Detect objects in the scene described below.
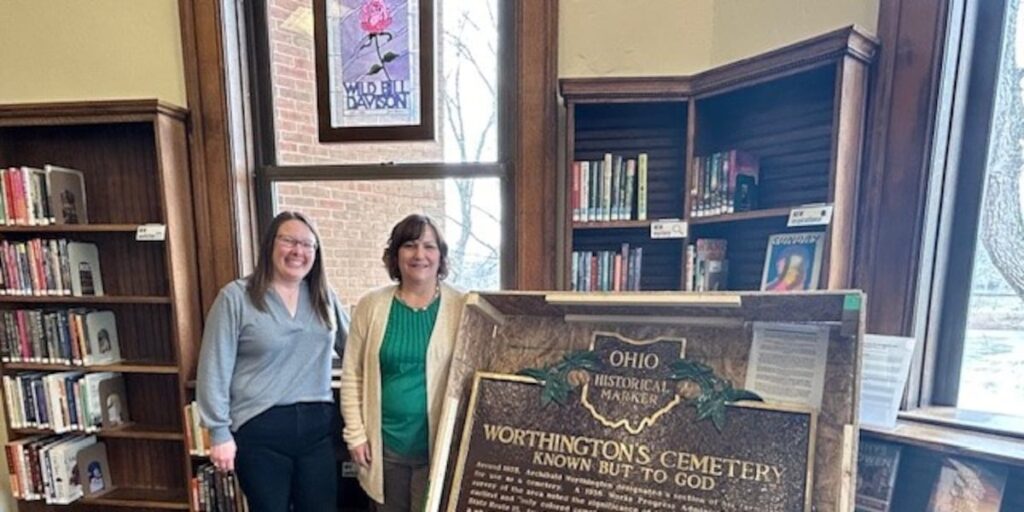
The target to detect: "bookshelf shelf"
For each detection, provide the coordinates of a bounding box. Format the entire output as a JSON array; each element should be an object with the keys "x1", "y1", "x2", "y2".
[
  {"x1": 0, "y1": 295, "x2": 172, "y2": 304},
  {"x1": 2, "y1": 361, "x2": 179, "y2": 374},
  {"x1": 0, "y1": 224, "x2": 147, "y2": 233},
  {"x1": 560, "y1": 26, "x2": 877, "y2": 292},
  {"x1": 0, "y1": 100, "x2": 201, "y2": 511},
  {"x1": 79, "y1": 487, "x2": 191, "y2": 510},
  {"x1": 12, "y1": 424, "x2": 185, "y2": 441},
  {"x1": 573, "y1": 220, "x2": 653, "y2": 230},
  {"x1": 688, "y1": 206, "x2": 792, "y2": 225}
]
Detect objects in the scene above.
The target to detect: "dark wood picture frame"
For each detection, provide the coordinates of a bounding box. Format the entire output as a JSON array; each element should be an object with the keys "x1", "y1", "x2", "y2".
[{"x1": 313, "y1": 0, "x2": 435, "y2": 142}]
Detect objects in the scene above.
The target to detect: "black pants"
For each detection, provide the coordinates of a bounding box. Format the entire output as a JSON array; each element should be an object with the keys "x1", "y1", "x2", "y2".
[{"x1": 234, "y1": 402, "x2": 338, "y2": 512}]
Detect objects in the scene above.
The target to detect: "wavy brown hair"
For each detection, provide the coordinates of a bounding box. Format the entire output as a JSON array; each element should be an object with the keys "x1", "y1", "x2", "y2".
[
  {"x1": 382, "y1": 214, "x2": 449, "y2": 283},
  {"x1": 246, "y1": 211, "x2": 332, "y2": 326}
]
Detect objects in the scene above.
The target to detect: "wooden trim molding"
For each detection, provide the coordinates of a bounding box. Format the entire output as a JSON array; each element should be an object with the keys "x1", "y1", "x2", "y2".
[
  {"x1": 178, "y1": 0, "x2": 258, "y2": 314},
  {"x1": 854, "y1": 0, "x2": 955, "y2": 337},
  {"x1": 511, "y1": 0, "x2": 560, "y2": 290}
]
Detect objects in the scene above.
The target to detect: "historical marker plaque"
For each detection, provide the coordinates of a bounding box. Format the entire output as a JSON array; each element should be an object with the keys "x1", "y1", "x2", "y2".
[{"x1": 447, "y1": 333, "x2": 815, "y2": 512}]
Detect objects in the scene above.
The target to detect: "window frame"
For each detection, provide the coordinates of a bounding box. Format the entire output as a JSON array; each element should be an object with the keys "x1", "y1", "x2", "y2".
[
  {"x1": 918, "y1": 0, "x2": 1014, "y2": 409},
  {"x1": 244, "y1": 0, "x2": 517, "y2": 289}
]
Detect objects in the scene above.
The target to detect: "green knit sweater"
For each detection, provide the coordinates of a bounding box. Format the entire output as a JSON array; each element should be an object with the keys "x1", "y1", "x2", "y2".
[{"x1": 378, "y1": 296, "x2": 440, "y2": 457}]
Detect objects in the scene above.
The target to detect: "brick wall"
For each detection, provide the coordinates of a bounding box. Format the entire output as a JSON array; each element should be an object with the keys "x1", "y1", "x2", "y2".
[{"x1": 276, "y1": 181, "x2": 447, "y2": 306}]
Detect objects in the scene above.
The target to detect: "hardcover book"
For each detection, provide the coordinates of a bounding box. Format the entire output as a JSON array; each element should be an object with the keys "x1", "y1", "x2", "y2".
[
  {"x1": 97, "y1": 375, "x2": 129, "y2": 428},
  {"x1": 82, "y1": 310, "x2": 121, "y2": 366},
  {"x1": 695, "y1": 238, "x2": 728, "y2": 291},
  {"x1": 44, "y1": 165, "x2": 88, "y2": 225},
  {"x1": 855, "y1": 439, "x2": 902, "y2": 512},
  {"x1": 760, "y1": 232, "x2": 825, "y2": 291},
  {"x1": 76, "y1": 441, "x2": 112, "y2": 498},
  {"x1": 66, "y1": 242, "x2": 103, "y2": 296},
  {"x1": 927, "y1": 456, "x2": 1007, "y2": 512}
]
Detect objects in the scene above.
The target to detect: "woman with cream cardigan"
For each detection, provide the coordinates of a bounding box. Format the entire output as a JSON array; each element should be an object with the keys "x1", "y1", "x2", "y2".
[{"x1": 340, "y1": 214, "x2": 466, "y2": 511}]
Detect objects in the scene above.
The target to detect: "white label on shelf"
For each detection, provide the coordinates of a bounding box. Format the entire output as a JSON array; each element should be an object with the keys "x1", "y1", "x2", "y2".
[
  {"x1": 787, "y1": 204, "x2": 834, "y2": 227},
  {"x1": 136, "y1": 224, "x2": 167, "y2": 241},
  {"x1": 650, "y1": 219, "x2": 688, "y2": 239}
]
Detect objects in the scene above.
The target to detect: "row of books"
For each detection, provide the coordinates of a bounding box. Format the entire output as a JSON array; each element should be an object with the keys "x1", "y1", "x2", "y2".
[
  {"x1": 2, "y1": 372, "x2": 129, "y2": 432},
  {"x1": 689, "y1": 150, "x2": 759, "y2": 217},
  {"x1": 571, "y1": 153, "x2": 649, "y2": 223},
  {"x1": 185, "y1": 401, "x2": 212, "y2": 456},
  {"x1": 0, "y1": 239, "x2": 104, "y2": 296},
  {"x1": 0, "y1": 308, "x2": 122, "y2": 365},
  {"x1": 684, "y1": 239, "x2": 728, "y2": 292},
  {"x1": 679, "y1": 233, "x2": 826, "y2": 292},
  {"x1": 5, "y1": 435, "x2": 110, "y2": 503},
  {"x1": 192, "y1": 462, "x2": 249, "y2": 512},
  {"x1": 0, "y1": 165, "x2": 89, "y2": 226},
  {"x1": 856, "y1": 439, "x2": 1009, "y2": 512},
  {"x1": 571, "y1": 245, "x2": 643, "y2": 292}
]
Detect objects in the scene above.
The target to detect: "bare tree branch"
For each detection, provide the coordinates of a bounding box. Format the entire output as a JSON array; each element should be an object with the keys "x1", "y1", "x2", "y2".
[{"x1": 981, "y1": 0, "x2": 1024, "y2": 298}]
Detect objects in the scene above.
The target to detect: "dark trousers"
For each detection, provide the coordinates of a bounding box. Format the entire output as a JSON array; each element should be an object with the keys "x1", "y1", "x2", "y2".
[
  {"x1": 234, "y1": 402, "x2": 338, "y2": 512},
  {"x1": 375, "y1": 448, "x2": 429, "y2": 512}
]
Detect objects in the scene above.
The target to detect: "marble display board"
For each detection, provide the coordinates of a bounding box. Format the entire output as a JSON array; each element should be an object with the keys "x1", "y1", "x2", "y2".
[{"x1": 425, "y1": 291, "x2": 864, "y2": 512}]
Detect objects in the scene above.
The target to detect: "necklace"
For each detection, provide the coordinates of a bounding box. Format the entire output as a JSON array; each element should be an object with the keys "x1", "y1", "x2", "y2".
[{"x1": 397, "y1": 284, "x2": 440, "y2": 311}]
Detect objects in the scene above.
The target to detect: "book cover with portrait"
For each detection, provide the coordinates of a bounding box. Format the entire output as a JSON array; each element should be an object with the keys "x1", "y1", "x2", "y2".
[
  {"x1": 927, "y1": 456, "x2": 1007, "y2": 512},
  {"x1": 75, "y1": 441, "x2": 111, "y2": 499},
  {"x1": 760, "y1": 232, "x2": 825, "y2": 291}
]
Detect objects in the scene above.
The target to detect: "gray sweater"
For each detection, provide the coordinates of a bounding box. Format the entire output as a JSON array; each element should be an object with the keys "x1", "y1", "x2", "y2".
[{"x1": 196, "y1": 278, "x2": 349, "y2": 444}]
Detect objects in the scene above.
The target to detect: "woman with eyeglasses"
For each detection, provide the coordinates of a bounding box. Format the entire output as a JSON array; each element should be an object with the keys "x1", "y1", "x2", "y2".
[
  {"x1": 340, "y1": 213, "x2": 467, "y2": 511},
  {"x1": 197, "y1": 211, "x2": 348, "y2": 512}
]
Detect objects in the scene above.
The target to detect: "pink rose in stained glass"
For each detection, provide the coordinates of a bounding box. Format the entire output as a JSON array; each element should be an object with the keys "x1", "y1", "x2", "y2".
[{"x1": 360, "y1": 0, "x2": 393, "y2": 34}]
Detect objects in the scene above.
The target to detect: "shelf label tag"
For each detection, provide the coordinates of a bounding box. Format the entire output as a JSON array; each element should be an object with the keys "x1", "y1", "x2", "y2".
[
  {"x1": 136, "y1": 224, "x2": 167, "y2": 241},
  {"x1": 788, "y1": 204, "x2": 834, "y2": 227},
  {"x1": 651, "y1": 219, "x2": 688, "y2": 239}
]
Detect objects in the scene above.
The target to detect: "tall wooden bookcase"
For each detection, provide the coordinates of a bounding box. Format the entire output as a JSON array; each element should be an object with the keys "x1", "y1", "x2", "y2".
[
  {"x1": 561, "y1": 26, "x2": 878, "y2": 292},
  {"x1": 0, "y1": 100, "x2": 202, "y2": 511}
]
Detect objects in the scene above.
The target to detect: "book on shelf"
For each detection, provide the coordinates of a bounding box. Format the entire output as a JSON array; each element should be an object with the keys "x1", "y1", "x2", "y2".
[
  {"x1": 689, "y1": 239, "x2": 728, "y2": 291},
  {"x1": 571, "y1": 244, "x2": 643, "y2": 292},
  {"x1": 855, "y1": 439, "x2": 902, "y2": 512},
  {"x1": 0, "y1": 165, "x2": 88, "y2": 226},
  {"x1": 760, "y1": 232, "x2": 825, "y2": 292},
  {"x1": 67, "y1": 241, "x2": 103, "y2": 297},
  {"x1": 184, "y1": 401, "x2": 212, "y2": 456},
  {"x1": 5, "y1": 432, "x2": 98, "y2": 503},
  {"x1": 97, "y1": 375, "x2": 129, "y2": 428},
  {"x1": 0, "y1": 238, "x2": 73, "y2": 296},
  {"x1": 2, "y1": 371, "x2": 128, "y2": 433},
  {"x1": 192, "y1": 461, "x2": 248, "y2": 512},
  {"x1": 0, "y1": 308, "x2": 121, "y2": 366},
  {"x1": 926, "y1": 456, "x2": 1007, "y2": 512},
  {"x1": 571, "y1": 152, "x2": 648, "y2": 223},
  {"x1": 44, "y1": 165, "x2": 88, "y2": 225},
  {"x1": 690, "y1": 150, "x2": 759, "y2": 217},
  {"x1": 82, "y1": 310, "x2": 121, "y2": 365},
  {"x1": 76, "y1": 441, "x2": 111, "y2": 498}
]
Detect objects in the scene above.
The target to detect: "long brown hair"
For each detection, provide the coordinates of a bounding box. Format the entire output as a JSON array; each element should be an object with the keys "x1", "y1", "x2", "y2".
[
  {"x1": 382, "y1": 214, "x2": 449, "y2": 282},
  {"x1": 246, "y1": 211, "x2": 333, "y2": 326}
]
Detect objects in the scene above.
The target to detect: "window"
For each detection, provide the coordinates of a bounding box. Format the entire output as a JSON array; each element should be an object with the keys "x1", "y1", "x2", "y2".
[
  {"x1": 272, "y1": 178, "x2": 501, "y2": 307},
  {"x1": 249, "y1": 0, "x2": 509, "y2": 301},
  {"x1": 926, "y1": 0, "x2": 1024, "y2": 418}
]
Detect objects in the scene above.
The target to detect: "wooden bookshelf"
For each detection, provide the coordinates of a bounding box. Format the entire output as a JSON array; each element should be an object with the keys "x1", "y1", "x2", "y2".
[
  {"x1": 0, "y1": 100, "x2": 201, "y2": 511},
  {"x1": 560, "y1": 26, "x2": 877, "y2": 292}
]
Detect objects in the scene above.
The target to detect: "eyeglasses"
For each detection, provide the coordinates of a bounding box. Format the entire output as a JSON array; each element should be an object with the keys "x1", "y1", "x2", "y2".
[{"x1": 276, "y1": 235, "x2": 318, "y2": 251}]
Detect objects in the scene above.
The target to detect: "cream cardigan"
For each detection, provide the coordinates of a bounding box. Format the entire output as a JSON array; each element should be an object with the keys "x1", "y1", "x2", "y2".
[{"x1": 339, "y1": 283, "x2": 466, "y2": 504}]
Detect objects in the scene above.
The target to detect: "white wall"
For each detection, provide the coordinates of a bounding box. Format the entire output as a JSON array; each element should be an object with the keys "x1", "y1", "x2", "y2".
[
  {"x1": 560, "y1": 0, "x2": 879, "y2": 77},
  {"x1": 0, "y1": 0, "x2": 186, "y2": 106}
]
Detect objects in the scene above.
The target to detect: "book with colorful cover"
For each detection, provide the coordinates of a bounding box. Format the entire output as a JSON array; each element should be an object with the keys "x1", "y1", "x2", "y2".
[{"x1": 760, "y1": 232, "x2": 825, "y2": 291}]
